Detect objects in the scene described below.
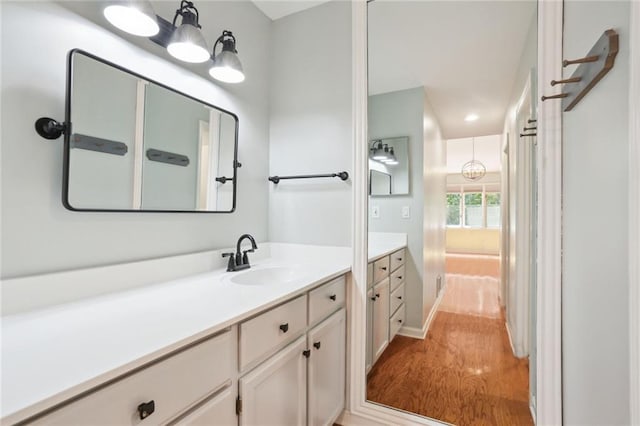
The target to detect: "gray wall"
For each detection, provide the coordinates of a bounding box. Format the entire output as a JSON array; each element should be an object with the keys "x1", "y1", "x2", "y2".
[
  {"x1": 1, "y1": 1, "x2": 271, "y2": 278},
  {"x1": 268, "y1": 1, "x2": 352, "y2": 247},
  {"x1": 368, "y1": 87, "x2": 446, "y2": 329},
  {"x1": 562, "y1": 2, "x2": 630, "y2": 424}
]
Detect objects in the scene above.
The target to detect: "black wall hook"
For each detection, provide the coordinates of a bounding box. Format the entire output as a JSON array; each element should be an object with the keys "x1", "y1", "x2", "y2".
[{"x1": 35, "y1": 117, "x2": 67, "y2": 140}]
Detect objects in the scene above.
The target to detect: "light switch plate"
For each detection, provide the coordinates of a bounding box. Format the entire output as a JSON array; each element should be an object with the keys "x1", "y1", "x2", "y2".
[
  {"x1": 402, "y1": 206, "x2": 410, "y2": 218},
  {"x1": 371, "y1": 205, "x2": 380, "y2": 218}
]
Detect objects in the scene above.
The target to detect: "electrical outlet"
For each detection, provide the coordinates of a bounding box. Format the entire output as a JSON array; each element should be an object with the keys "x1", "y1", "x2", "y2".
[
  {"x1": 371, "y1": 205, "x2": 380, "y2": 218},
  {"x1": 401, "y1": 206, "x2": 410, "y2": 218}
]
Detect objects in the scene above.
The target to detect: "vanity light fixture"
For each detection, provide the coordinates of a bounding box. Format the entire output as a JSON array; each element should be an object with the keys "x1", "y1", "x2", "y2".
[
  {"x1": 370, "y1": 140, "x2": 388, "y2": 161},
  {"x1": 461, "y1": 137, "x2": 486, "y2": 181},
  {"x1": 209, "y1": 31, "x2": 245, "y2": 83},
  {"x1": 383, "y1": 147, "x2": 399, "y2": 165},
  {"x1": 167, "y1": 0, "x2": 210, "y2": 63},
  {"x1": 103, "y1": 0, "x2": 160, "y2": 37}
]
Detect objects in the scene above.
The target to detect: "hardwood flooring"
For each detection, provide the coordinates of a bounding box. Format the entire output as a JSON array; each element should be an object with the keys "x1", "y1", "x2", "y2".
[{"x1": 367, "y1": 271, "x2": 532, "y2": 425}]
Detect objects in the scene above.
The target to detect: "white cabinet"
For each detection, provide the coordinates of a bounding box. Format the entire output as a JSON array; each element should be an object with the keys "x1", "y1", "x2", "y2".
[
  {"x1": 239, "y1": 337, "x2": 307, "y2": 426},
  {"x1": 171, "y1": 386, "x2": 236, "y2": 426},
  {"x1": 307, "y1": 309, "x2": 346, "y2": 426},
  {"x1": 32, "y1": 328, "x2": 237, "y2": 426},
  {"x1": 371, "y1": 278, "x2": 390, "y2": 363}
]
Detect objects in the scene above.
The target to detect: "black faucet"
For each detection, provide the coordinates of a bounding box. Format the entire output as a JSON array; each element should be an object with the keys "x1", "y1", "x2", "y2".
[{"x1": 222, "y1": 234, "x2": 258, "y2": 272}]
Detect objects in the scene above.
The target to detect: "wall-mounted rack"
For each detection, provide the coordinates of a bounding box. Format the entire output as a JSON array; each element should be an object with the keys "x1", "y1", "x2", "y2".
[
  {"x1": 71, "y1": 133, "x2": 128, "y2": 155},
  {"x1": 268, "y1": 171, "x2": 349, "y2": 184},
  {"x1": 146, "y1": 149, "x2": 189, "y2": 166},
  {"x1": 542, "y1": 29, "x2": 619, "y2": 111}
]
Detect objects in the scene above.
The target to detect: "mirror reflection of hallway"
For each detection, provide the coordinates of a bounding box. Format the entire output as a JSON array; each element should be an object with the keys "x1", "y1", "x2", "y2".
[{"x1": 365, "y1": 1, "x2": 538, "y2": 424}]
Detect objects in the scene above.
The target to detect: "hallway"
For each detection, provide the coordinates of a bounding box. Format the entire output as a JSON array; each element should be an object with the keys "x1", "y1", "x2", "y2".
[{"x1": 366, "y1": 270, "x2": 532, "y2": 425}]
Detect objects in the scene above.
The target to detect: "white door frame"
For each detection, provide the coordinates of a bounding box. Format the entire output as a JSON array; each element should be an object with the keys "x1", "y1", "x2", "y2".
[
  {"x1": 345, "y1": 1, "x2": 564, "y2": 425},
  {"x1": 629, "y1": 1, "x2": 640, "y2": 424}
]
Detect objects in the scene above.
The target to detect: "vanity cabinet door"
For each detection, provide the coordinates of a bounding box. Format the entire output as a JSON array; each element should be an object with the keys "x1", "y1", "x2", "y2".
[
  {"x1": 372, "y1": 278, "x2": 390, "y2": 363},
  {"x1": 239, "y1": 336, "x2": 307, "y2": 426},
  {"x1": 307, "y1": 309, "x2": 346, "y2": 426},
  {"x1": 366, "y1": 288, "x2": 374, "y2": 372}
]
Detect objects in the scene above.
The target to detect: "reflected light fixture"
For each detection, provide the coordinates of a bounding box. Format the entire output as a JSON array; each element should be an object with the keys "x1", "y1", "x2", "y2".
[
  {"x1": 461, "y1": 137, "x2": 486, "y2": 181},
  {"x1": 464, "y1": 113, "x2": 479, "y2": 122},
  {"x1": 209, "y1": 31, "x2": 245, "y2": 83},
  {"x1": 384, "y1": 147, "x2": 399, "y2": 165},
  {"x1": 167, "y1": 0, "x2": 210, "y2": 63},
  {"x1": 103, "y1": 0, "x2": 159, "y2": 37},
  {"x1": 370, "y1": 140, "x2": 387, "y2": 161}
]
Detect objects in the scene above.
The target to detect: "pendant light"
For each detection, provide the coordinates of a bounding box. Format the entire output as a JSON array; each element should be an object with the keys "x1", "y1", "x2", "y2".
[
  {"x1": 209, "y1": 31, "x2": 245, "y2": 83},
  {"x1": 167, "y1": 1, "x2": 210, "y2": 64},
  {"x1": 461, "y1": 137, "x2": 486, "y2": 181},
  {"x1": 103, "y1": 0, "x2": 159, "y2": 37}
]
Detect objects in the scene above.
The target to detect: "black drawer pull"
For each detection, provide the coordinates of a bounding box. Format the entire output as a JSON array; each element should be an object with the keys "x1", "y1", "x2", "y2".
[
  {"x1": 397, "y1": 276, "x2": 403, "y2": 279},
  {"x1": 397, "y1": 296, "x2": 402, "y2": 300},
  {"x1": 371, "y1": 296, "x2": 377, "y2": 301},
  {"x1": 381, "y1": 267, "x2": 387, "y2": 271},
  {"x1": 137, "y1": 400, "x2": 155, "y2": 420},
  {"x1": 329, "y1": 294, "x2": 337, "y2": 301},
  {"x1": 313, "y1": 341, "x2": 321, "y2": 350},
  {"x1": 303, "y1": 349, "x2": 311, "y2": 358},
  {"x1": 375, "y1": 293, "x2": 380, "y2": 298},
  {"x1": 397, "y1": 257, "x2": 403, "y2": 261},
  {"x1": 279, "y1": 323, "x2": 289, "y2": 333}
]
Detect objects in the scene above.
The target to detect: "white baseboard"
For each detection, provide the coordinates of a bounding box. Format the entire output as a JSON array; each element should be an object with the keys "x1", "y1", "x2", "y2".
[
  {"x1": 530, "y1": 398, "x2": 537, "y2": 424},
  {"x1": 505, "y1": 319, "x2": 528, "y2": 358},
  {"x1": 398, "y1": 287, "x2": 445, "y2": 340},
  {"x1": 336, "y1": 410, "x2": 388, "y2": 426}
]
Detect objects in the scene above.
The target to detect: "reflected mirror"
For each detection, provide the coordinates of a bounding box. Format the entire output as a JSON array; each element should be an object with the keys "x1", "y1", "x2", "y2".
[
  {"x1": 65, "y1": 50, "x2": 238, "y2": 212},
  {"x1": 368, "y1": 137, "x2": 409, "y2": 195}
]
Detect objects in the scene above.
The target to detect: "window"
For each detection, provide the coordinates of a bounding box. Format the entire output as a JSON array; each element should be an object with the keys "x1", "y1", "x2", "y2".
[
  {"x1": 446, "y1": 194, "x2": 461, "y2": 226},
  {"x1": 446, "y1": 188, "x2": 501, "y2": 228}
]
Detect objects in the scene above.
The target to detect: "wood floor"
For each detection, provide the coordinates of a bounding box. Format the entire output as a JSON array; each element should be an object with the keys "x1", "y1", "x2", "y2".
[{"x1": 367, "y1": 271, "x2": 532, "y2": 425}]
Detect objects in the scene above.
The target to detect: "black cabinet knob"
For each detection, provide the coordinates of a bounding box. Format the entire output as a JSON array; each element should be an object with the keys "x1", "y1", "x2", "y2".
[
  {"x1": 375, "y1": 293, "x2": 380, "y2": 298},
  {"x1": 398, "y1": 319, "x2": 403, "y2": 323},
  {"x1": 397, "y1": 257, "x2": 402, "y2": 261},
  {"x1": 370, "y1": 296, "x2": 377, "y2": 301},
  {"x1": 303, "y1": 349, "x2": 311, "y2": 358},
  {"x1": 397, "y1": 296, "x2": 402, "y2": 300},
  {"x1": 329, "y1": 294, "x2": 337, "y2": 301},
  {"x1": 398, "y1": 276, "x2": 403, "y2": 280},
  {"x1": 313, "y1": 341, "x2": 321, "y2": 350},
  {"x1": 381, "y1": 267, "x2": 387, "y2": 271},
  {"x1": 137, "y1": 400, "x2": 155, "y2": 420},
  {"x1": 279, "y1": 323, "x2": 289, "y2": 333}
]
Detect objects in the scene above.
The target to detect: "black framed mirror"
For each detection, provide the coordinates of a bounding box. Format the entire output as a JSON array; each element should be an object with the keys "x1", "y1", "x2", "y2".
[{"x1": 63, "y1": 49, "x2": 239, "y2": 213}]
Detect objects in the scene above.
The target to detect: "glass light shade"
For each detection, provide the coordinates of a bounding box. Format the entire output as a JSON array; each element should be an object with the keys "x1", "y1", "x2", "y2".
[
  {"x1": 371, "y1": 145, "x2": 387, "y2": 160},
  {"x1": 167, "y1": 23, "x2": 210, "y2": 63},
  {"x1": 104, "y1": 1, "x2": 159, "y2": 37},
  {"x1": 209, "y1": 50, "x2": 245, "y2": 83},
  {"x1": 462, "y1": 159, "x2": 486, "y2": 181}
]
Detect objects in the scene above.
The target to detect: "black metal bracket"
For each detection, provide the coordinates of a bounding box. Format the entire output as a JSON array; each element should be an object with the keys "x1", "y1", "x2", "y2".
[
  {"x1": 215, "y1": 176, "x2": 234, "y2": 184},
  {"x1": 268, "y1": 171, "x2": 349, "y2": 184},
  {"x1": 35, "y1": 117, "x2": 67, "y2": 140}
]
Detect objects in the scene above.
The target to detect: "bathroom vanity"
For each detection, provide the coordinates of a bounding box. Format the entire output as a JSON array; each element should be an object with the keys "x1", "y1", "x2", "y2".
[{"x1": 1, "y1": 244, "x2": 351, "y2": 426}]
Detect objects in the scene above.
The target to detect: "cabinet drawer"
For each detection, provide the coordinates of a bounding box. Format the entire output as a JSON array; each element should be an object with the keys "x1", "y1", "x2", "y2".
[
  {"x1": 390, "y1": 248, "x2": 406, "y2": 272},
  {"x1": 390, "y1": 281, "x2": 405, "y2": 315},
  {"x1": 170, "y1": 385, "x2": 236, "y2": 426},
  {"x1": 367, "y1": 263, "x2": 374, "y2": 288},
  {"x1": 33, "y1": 329, "x2": 236, "y2": 425},
  {"x1": 390, "y1": 303, "x2": 405, "y2": 341},
  {"x1": 390, "y1": 264, "x2": 405, "y2": 291},
  {"x1": 240, "y1": 295, "x2": 307, "y2": 371},
  {"x1": 373, "y1": 256, "x2": 390, "y2": 283},
  {"x1": 309, "y1": 275, "x2": 345, "y2": 326}
]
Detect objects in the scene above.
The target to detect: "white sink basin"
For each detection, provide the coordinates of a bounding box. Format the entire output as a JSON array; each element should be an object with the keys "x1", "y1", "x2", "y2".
[{"x1": 229, "y1": 266, "x2": 308, "y2": 286}]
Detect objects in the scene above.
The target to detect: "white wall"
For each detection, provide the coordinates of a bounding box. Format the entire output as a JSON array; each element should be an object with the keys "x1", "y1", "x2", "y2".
[
  {"x1": 562, "y1": 2, "x2": 631, "y2": 424},
  {"x1": 0, "y1": 2, "x2": 271, "y2": 278},
  {"x1": 368, "y1": 87, "x2": 446, "y2": 330},
  {"x1": 268, "y1": 1, "x2": 352, "y2": 247}
]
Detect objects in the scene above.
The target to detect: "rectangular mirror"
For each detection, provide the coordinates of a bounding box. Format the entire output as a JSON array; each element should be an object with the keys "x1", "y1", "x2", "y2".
[
  {"x1": 65, "y1": 49, "x2": 238, "y2": 212},
  {"x1": 368, "y1": 136, "x2": 409, "y2": 195}
]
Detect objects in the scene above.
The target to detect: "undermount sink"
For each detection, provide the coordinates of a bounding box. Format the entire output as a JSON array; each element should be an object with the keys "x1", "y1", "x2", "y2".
[{"x1": 229, "y1": 266, "x2": 308, "y2": 286}]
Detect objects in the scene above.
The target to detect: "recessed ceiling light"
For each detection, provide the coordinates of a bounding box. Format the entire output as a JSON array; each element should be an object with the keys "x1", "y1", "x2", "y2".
[{"x1": 465, "y1": 113, "x2": 479, "y2": 122}]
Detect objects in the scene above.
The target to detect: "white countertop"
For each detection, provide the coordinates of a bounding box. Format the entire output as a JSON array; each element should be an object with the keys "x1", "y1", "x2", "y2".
[
  {"x1": 1, "y1": 243, "x2": 351, "y2": 423},
  {"x1": 1, "y1": 237, "x2": 407, "y2": 423}
]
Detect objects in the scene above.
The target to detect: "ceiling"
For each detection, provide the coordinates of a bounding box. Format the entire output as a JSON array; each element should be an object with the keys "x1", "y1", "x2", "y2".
[
  {"x1": 446, "y1": 134, "x2": 502, "y2": 174},
  {"x1": 368, "y1": 0, "x2": 536, "y2": 139},
  {"x1": 252, "y1": 1, "x2": 332, "y2": 20}
]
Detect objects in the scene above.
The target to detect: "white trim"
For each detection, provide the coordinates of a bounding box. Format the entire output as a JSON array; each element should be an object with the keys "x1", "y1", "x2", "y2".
[
  {"x1": 629, "y1": 1, "x2": 640, "y2": 424},
  {"x1": 536, "y1": 1, "x2": 563, "y2": 425},
  {"x1": 132, "y1": 80, "x2": 147, "y2": 209},
  {"x1": 398, "y1": 286, "x2": 444, "y2": 339}
]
